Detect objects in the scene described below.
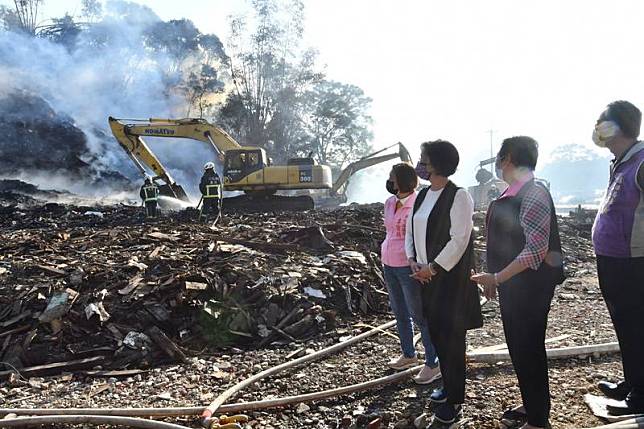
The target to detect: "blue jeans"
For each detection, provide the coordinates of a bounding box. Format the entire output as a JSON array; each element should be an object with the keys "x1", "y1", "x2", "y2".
[{"x1": 383, "y1": 265, "x2": 438, "y2": 367}]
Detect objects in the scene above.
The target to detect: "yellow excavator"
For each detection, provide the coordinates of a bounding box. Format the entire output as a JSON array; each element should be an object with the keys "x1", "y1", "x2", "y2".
[{"x1": 108, "y1": 117, "x2": 411, "y2": 211}]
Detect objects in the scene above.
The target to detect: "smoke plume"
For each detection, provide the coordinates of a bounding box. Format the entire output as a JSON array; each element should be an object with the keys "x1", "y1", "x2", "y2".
[{"x1": 0, "y1": 0, "x2": 222, "y2": 198}]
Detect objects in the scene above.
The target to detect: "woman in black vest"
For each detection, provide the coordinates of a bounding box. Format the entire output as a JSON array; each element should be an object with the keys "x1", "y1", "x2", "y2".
[
  {"x1": 406, "y1": 140, "x2": 483, "y2": 426},
  {"x1": 472, "y1": 136, "x2": 564, "y2": 429}
]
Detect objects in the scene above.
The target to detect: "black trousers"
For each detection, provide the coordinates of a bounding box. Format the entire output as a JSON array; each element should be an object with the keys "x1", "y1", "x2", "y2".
[
  {"x1": 498, "y1": 276, "x2": 555, "y2": 427},
  {"x1": 428, "y1": 321, "x2": 466, "y2": 404},
  {"x1": 201, "y1": 198, "x2": 220, "y2": 218},
  {"x1": 144, "y1": 201, "x2": 157, "y2": 218},
  {"x1": 597, "y1": 255, "x2": 644, "y2": 402}
]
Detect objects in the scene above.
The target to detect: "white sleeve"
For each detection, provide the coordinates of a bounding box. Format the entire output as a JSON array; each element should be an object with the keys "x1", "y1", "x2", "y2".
[
  {"x1": 434, "y1": 189, "x2": 474, "y2": 272},
  {"x1": 405, "y1": 209, "x2": 415, "y2": 260}
]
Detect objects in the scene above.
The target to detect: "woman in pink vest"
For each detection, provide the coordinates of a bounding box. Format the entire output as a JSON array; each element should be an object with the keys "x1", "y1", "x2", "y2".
[{"x1": 381, "y1": 162, "x2": 439, "y2": 384}]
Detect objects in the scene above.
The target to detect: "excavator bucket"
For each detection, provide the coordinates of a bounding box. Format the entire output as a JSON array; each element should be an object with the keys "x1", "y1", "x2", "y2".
[
  {"x1": 157, "y1": 183, "x2": 190, "y2": 202},
  {"x1": 398, "y1": 143, "x2": 412, "y2": 163}
]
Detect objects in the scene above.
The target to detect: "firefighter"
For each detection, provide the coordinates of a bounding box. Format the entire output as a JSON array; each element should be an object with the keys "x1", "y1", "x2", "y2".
[
  {"x1": 199, "y1": 162, "x2": 222, "y2": 222},
  {"x1": 140, "y1": 176, "x2": 159, "y2": 218}
]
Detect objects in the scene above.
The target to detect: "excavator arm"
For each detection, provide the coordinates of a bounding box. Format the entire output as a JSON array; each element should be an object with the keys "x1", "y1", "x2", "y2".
[
  {"x1": 329, "y1": 142, "x2": 412, "y2": 196},
  {"x1": 108, "y1": 117, "x2": 244, "y2": 200}
]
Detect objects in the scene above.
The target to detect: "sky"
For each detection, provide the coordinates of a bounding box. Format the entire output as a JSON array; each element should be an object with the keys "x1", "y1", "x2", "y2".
[{"x1": 9, "y1": 0, "x2": 644, "y2": 191}]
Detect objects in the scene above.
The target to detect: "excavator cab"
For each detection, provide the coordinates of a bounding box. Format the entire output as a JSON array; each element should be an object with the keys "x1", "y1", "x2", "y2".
[{"x1": 223, "y1": 149, "x2": 266, "y2": 184}]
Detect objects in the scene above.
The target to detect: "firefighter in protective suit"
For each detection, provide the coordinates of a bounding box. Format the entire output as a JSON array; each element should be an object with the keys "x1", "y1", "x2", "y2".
[
  {"x1": 199, "y1": 162, "x2": 222, "y2": 222},
  {"x1": 140, "y1": 176, "x2": 159, "y2": 218}
]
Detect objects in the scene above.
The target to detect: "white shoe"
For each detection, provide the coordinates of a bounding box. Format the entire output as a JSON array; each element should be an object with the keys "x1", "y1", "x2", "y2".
[
  {"x1": 387, "y1": 354, "x2": 419, "y2": 370},
  {"x1": 413, "y1": 364, "x2": 441, "y2": 384}
]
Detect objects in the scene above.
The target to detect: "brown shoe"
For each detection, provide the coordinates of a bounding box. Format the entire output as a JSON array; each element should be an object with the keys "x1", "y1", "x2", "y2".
[{"x1": 413, "y1": 364, "x2": 441, "y2": 384}]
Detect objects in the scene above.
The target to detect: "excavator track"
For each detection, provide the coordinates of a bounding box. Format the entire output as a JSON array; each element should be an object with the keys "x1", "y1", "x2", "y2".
[{"x1": 222, "y1": 194, "x2": 314, "y2": 213}]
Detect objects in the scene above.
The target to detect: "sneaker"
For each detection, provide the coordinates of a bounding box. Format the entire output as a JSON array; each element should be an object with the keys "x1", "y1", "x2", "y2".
[
  {"x1": 433, "y1": 403, "x2": 462, "y2": 425},
  {"x1": 430, "y1": 387, "x2": 447, "y2": 404},
  {"x1": 388, "y1": 354, "x2": 419, "y2": 370},
  {"x1": 414, "y1": 364, "x2": 442, "y2": 385}
]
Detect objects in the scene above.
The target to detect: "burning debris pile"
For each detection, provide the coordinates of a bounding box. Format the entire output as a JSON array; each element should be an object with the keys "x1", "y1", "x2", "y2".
[{"x1": 0, "y1": 90, "x2": 131, "y2": 192}]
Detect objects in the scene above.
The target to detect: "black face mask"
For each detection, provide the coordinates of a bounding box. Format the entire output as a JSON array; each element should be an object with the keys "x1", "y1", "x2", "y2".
[{"x1": 386, "y1": 179, "x2": 398, "y2": 195}]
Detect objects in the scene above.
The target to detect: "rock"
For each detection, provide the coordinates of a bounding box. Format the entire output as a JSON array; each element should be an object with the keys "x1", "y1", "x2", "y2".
[
  {"x1": 296, "y1": 403, "x2": 310, "y2": 414},
  {"x1": 155, "y1": 392, "x2": 173, "y2": 401},
  {"x1": 123, "y1": 331, "x2": 152, "y2": 350},
  {"x1": 414, "y1": 413, "x2": 429, "y2": 429},
  {"x1": 352, "y1": 405, "x2": 365, "y2": 416},
  {"x1": 559, "y1": 293, "x2": 577, "y2": 300},
  {"x1": 340, "y1": 415, "x2": 352, "y2": 428},
  {"x1": 394, "y1": 418, "x2": 411, "y2": 429}
]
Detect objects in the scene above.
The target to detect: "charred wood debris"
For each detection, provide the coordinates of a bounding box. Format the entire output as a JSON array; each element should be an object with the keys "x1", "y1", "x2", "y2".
[{"x1": 0, "y1": 183, "x2": 596, "y2": 380}]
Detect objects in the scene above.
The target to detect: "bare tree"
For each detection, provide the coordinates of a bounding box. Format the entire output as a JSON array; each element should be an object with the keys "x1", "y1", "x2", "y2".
[
  {"x1": 81, "y1": 0, "x2": 102, "y2": 22},
  {"x1": 12, "y1": 0, "x2": 43, "y2": 35}
]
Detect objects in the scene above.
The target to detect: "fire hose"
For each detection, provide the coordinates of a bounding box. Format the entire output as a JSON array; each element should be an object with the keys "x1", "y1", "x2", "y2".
[{"x1": 0, "y1": 322, "x2": 623, "y2": 429}]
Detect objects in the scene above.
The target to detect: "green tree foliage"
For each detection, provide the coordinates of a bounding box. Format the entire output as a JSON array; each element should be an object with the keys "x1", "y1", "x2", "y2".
[
  {"x1": 303, "y1": 80, "x2": 373, "y2": 166},
  {"x1": 145, "y1": 18, "x2": 228, "y2": 116},
  {"x1": 38, "y1": 14, "x2": 82, "y2": 48},
  {"x1": 219, "y1": 0, "x2": 372, "y2": 168},
  {"x1": 219, "y1": 0, "x2": 321, "y2": 159}
]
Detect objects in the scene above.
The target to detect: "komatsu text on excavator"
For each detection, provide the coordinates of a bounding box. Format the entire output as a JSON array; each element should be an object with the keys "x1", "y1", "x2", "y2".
[{"x1": 109, "y1": 117, "x2": 411, "y2": 211}]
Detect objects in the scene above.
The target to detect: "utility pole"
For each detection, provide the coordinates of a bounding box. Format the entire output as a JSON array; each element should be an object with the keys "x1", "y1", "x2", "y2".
[{"x1": 487, "y1": 129, "x2": 496, "y2": 173}]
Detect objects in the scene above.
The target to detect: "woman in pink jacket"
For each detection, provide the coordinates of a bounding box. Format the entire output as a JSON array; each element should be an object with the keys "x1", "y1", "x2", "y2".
[{"x1": 382, "y1": 163, "x2": 439, "y2": 384}]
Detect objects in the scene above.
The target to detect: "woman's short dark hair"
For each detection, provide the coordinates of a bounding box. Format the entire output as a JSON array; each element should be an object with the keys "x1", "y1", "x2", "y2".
[
  {"x1": 497, "y1": 136, "x2": 539, "y2": 170},
  {"x1": 420, "y1": 140, "x2": 459, "y2": 177},
  {"x1": 605, "y1": 100, "x2": 641, "y2": 139},
  {"x1": 392, "y1": 162, "x2": 418, "y2": 193}
]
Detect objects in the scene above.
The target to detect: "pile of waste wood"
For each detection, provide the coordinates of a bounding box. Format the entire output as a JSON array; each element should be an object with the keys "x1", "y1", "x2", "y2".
[{"x1": 0, "y1": 199, "x2": 391, "y2": 374}]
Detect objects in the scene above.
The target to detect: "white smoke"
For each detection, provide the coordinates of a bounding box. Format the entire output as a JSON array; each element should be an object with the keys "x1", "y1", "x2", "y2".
[{"x1": 0, "y1": 0, "x2": 218, "y2": 197}]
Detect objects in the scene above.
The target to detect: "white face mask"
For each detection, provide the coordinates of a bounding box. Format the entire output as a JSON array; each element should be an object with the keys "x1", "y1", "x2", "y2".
[
  {"x1": 494, "y1": 157, "x2": 504, "y2": 182},
  {"x1": 495, "y1": 166, "x2": 504, "y2": 181},
  {"x1": 592, "y1": 120, "x2": 620, "y2": 147}
]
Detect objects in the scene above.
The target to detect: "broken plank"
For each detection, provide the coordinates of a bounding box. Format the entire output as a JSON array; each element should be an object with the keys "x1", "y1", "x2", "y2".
[
  {"x1": 146, "y1": 326, "x2": 188, "y2": 363},
  {"x1": 148, "y1": 245, "x2": 165, "y2": 259},
  {"x1": 0, "y1": 325, "x2": 30, "y2": 338},
  {"x1": 185, "y1": 281, "x2": 207, "y2": 291},
  {"x1": 473, "y1": 334, "x2": 572, "y2": 354},
  {"x1": 147, "y1": 232, "x2": 178, "y2": 241},
  {"x1": 81, "y1": 369, "x2": 147, "y2": 378},
  {"x1": 0, "y1": 356, "x2": 106, "y2": 379},
  {"x1": 33, "y1": 264, "x2": 66, "y2": 276},
  {"x1": 212, "y1": 236, "x2": 302, "y2": 254},
  {"x1": 118, "y1": 275, "x2": 144, "y2": 295},
  {"x1": 0, "y1": 311, "x2": 32, "y2": 328}
]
